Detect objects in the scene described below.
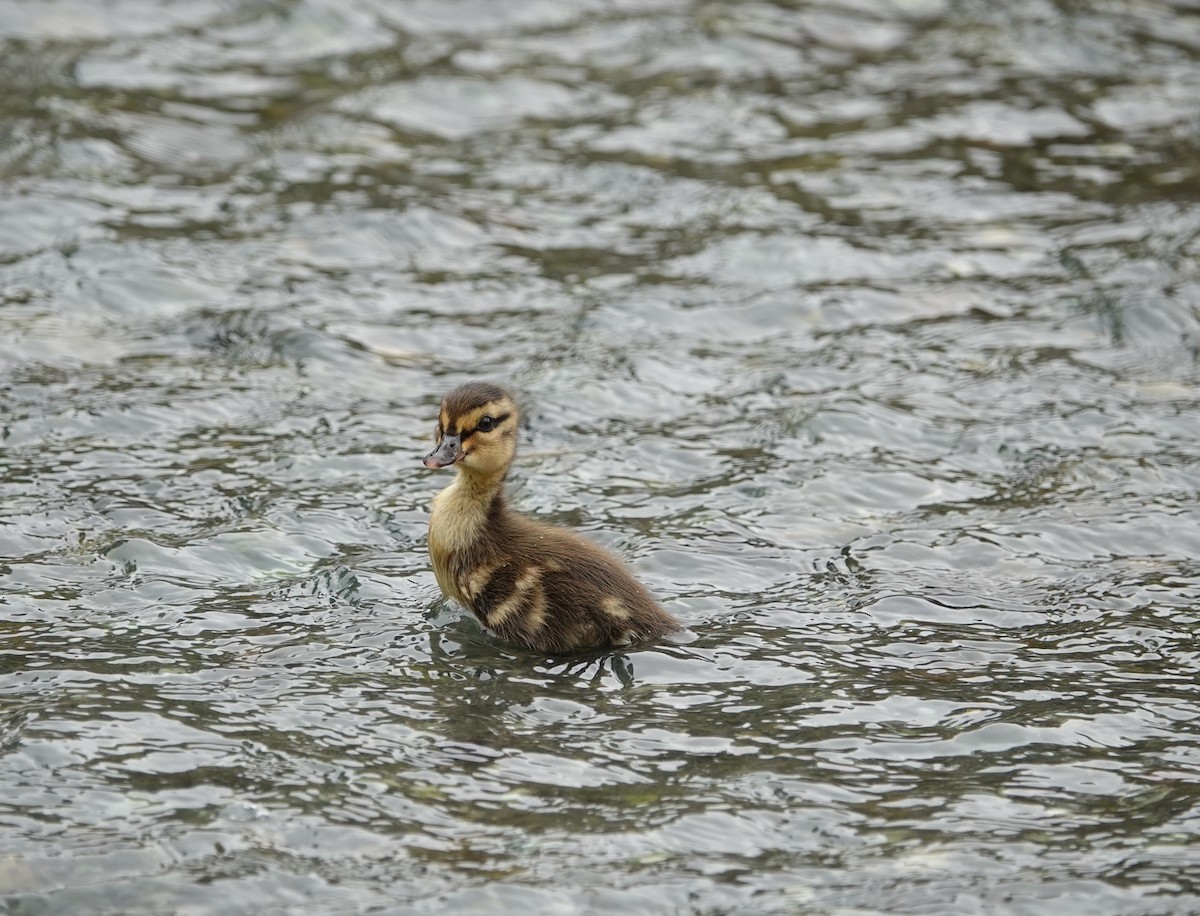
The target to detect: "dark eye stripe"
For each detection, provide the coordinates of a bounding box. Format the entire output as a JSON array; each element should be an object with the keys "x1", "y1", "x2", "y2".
[{"x1": 460, "y1": 412, "x2": 510, "y2": 441}]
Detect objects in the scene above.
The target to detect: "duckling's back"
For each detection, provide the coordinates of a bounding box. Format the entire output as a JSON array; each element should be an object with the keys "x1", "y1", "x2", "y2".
[{"x1": 439, "y1": 499, "x2": 679, "y2": 654}]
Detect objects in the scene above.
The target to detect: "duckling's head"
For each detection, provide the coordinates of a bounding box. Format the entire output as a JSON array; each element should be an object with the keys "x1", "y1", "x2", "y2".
[{"x1": 423, "y1": 381, "x2": 519, "y2": 475}]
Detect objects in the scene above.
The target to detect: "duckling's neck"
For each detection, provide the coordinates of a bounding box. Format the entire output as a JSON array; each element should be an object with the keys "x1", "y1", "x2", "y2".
[{"x1": 429, "y1": 466, "x2": 507, "y2": 554}]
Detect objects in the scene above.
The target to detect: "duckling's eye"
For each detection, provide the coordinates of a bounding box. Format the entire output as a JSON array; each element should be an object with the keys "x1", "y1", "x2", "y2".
[{"x1": 477, "y1": 416, "x2": 495, "y2": 433}]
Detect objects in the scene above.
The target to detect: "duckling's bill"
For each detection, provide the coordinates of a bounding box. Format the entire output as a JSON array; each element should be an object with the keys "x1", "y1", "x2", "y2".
[{"x1": 423, "y1": 434, "x2": 463, "y2": 468}]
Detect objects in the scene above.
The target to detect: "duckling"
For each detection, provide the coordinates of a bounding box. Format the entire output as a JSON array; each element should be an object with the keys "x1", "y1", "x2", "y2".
[{"x1": 422, "y1": 380, "x2": 680, "y2": 654}]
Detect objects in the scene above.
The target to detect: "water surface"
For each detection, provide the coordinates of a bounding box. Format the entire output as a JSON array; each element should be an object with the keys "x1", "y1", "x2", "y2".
[{"x1": 3, "y1": 0, "x2": 1200, "y2": 912}]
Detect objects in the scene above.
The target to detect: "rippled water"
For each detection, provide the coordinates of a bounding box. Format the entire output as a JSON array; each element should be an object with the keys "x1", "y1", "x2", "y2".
[{"x1": 3, "y1": 0, "x2": 1200, "y2": 911}]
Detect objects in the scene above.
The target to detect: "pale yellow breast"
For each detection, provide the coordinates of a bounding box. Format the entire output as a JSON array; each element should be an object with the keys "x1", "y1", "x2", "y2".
[{"x1": 428, "y1": 478, "x2": 491, "y2": 605}]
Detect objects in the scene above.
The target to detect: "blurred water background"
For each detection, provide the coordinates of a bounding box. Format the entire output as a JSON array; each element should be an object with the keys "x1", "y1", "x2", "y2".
[{"x1": 3, "y1": 0, "x2": 1200, "y2": 912}]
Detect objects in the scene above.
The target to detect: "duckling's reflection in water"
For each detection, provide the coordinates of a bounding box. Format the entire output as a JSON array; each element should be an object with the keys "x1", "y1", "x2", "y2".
[
  {"x1": 467, "y1": 653, "x2": 637, "y2": 688},
  {"x1": 539, "y1": 650, "x2": 637, "y2": 687},
  {"x1": 428, "y1": 615, "x2": 641, "y2": 687},
  {"x1": 423, "y1": 380, "x2": 681, "y2": 656}
]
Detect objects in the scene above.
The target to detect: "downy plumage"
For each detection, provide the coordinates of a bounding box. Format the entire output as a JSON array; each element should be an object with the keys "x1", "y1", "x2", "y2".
[{"x1": 423, "y1": 381, "x2": 680, "y2": 654}]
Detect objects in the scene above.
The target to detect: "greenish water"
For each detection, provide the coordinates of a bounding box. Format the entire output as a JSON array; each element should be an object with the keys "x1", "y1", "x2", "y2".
[{"x1": 3, "y1": 0, "x2": 1200, "y2": 912}]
